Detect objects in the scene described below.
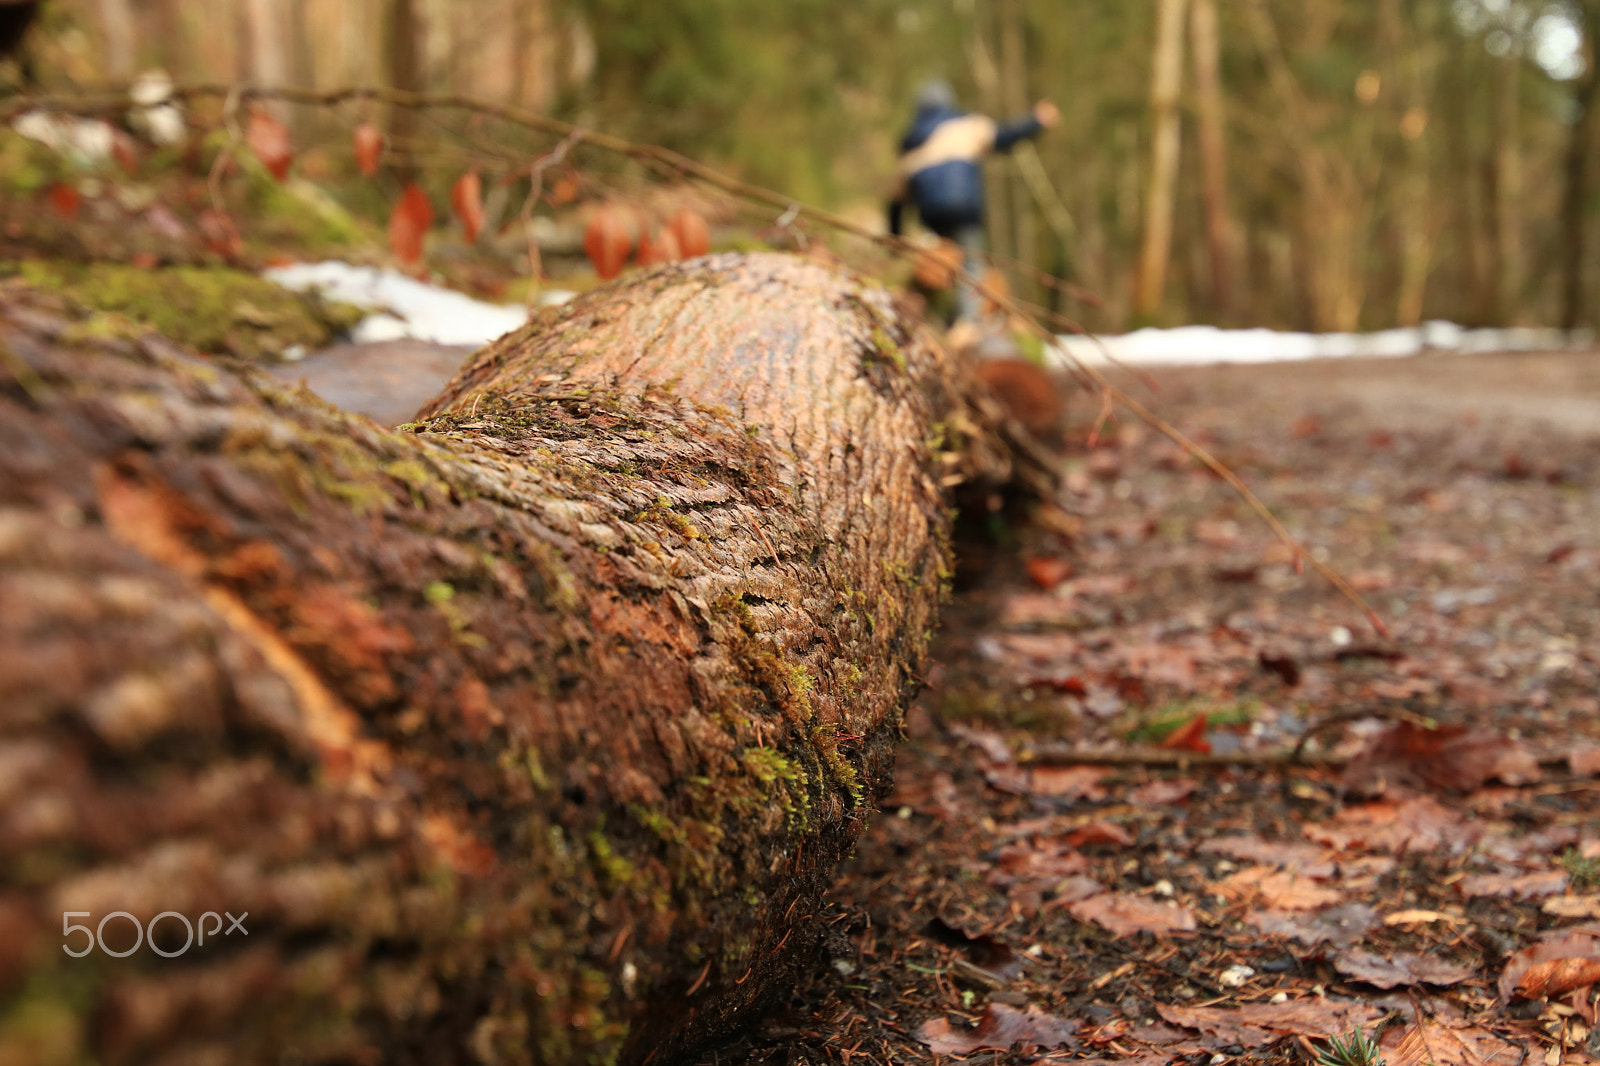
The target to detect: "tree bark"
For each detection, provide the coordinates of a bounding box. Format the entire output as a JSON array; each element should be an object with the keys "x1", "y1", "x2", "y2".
[
  {"x1": 1135, "y1": 0, "x2": 1190, "y2": 319},
  {"x1": 1491, "y1": 40, "x2": 1524, "y2": 325},
  {"x1": 0, "y1": 254, "x2": 1039, "y2": 1066}
]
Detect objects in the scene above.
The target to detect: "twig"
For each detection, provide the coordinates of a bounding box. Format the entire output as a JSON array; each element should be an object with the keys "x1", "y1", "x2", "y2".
[{"x1": 1024, "y1": 744, "x2": 1345, "y2": 770}]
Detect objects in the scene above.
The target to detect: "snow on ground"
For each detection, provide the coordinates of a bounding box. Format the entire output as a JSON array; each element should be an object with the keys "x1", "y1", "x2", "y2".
[
  {"x1": 264, "y1": 261, "x2": 573, "y2": 348},
  {"x1": 1053, "y1": 322, "x2": 1589, "y2": 368},
  {"x1": 267, "y1": 261, "x2": 1588, "y2": 367}
]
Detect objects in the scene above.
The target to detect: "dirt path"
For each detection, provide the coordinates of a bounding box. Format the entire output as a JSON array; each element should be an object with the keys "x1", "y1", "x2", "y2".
[{"x1": 710, "y1": 348, "x2": 1600, "y2": 1066}]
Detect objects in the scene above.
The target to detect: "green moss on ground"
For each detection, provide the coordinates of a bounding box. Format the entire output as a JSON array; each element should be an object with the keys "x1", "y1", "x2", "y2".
[{"x1": 0, "y1": 259, "x2": 363, "y2": 362}]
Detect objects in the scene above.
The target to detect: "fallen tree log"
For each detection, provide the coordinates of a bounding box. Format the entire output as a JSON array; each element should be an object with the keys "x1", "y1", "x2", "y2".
[{"x1": 0, "y1": 253, "x2": 1043, "y2": 1066}]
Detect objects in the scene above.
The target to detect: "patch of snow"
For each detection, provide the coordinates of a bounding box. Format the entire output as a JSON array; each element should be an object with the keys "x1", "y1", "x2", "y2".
[
  {"x1": 265, "y1": 261, "x2": 575, "y2": 347},
  {"x1": 1053, "y1": 322, "x2": 1588, "y2": 368}
]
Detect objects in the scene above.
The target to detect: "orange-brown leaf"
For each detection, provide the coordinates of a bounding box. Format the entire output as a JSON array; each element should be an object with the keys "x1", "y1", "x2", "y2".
[
  {"x1": 583, "y1": 207, "x2": 631, "y2": 281},
  {"x1": 353, "y1": 122, "x2": 385, "y2": 177},
  {"x1": 637, "y1": 226, "x2": 683, "y2": 266},
  {"x1": 198, "y1": 208, "x2": 242, "y2": 260},
  {"x1": 1514, "y1": 956, "x2": 1600, "y2": 1000},
  {"x1": 669, "y1": 207, "x2": 711, "y2": 258},
  {"x1": 47, "y1": 183, "x2": 80, "y2": 220},
  {"x1": 451, "y1": 170, "x2": 485, "y2": 243},
  {"x1": 247, "y1": 107, "x2": 294, "y2": 182},
  {"x1": 388, "y1": 183, "x2": 434, "y2": 268},
  {"x1": 1158, "y1": 713, "x2": 1211, "y2": 753}
]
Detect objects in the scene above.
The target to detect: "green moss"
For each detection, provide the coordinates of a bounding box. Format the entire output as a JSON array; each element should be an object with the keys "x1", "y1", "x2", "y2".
[
  {"x1": 587, "y1": 830, "x2": 636, "y2": 892},
  {"x1": 1, "y1": 259, "x2": 362, "y2": 362},
  {"x1": 423, "y1": 581, "x2": 489, "y2": 649},
  {"x1": 740, "y1": 746, "x2": 801, "y2": 786},
  {"x1": 868, "y1": 326, "x2": 907, "y2": 372}
]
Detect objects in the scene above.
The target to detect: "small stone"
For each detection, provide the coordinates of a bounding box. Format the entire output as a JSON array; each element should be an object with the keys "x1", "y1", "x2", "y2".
[{"x1": 1218, "y1": 964, "x2": 1255, "y2": 988}]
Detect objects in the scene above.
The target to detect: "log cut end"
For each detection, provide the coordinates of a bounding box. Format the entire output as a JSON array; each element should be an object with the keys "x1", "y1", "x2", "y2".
[{"x1": 0, "y1": 253, "x2": 1045, "y2": 1065}]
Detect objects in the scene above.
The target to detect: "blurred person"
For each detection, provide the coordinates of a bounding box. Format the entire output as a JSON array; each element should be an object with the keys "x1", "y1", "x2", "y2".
[{"x1": 888, "y1": 78, "x2": 1059, "y2": 326}]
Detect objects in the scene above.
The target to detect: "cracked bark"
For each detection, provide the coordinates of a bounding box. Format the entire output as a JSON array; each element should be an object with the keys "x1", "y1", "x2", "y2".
[{"x1": 0, "y1": 253, "x2": 1044, "y2": 1066}]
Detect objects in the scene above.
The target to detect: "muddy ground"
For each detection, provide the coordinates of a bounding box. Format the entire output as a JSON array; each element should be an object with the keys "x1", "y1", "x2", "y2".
[{"x1": 705, "y1": 348, "x2": 1600, "y2": 1066}]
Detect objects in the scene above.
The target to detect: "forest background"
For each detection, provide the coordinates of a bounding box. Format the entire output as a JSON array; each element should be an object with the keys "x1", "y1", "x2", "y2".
[{"x1": 17, "y1": 0, "x2": 1600, "y2": 335}]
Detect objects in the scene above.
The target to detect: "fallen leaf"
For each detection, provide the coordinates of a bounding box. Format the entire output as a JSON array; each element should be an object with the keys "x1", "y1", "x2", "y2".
[
  {"x1": 1004, "y1": 764, "x2": 1108, "y2": 802},
  {"x1": 1342, "y1": 722, "x2": 1541, "y2": 796},
  {"x1": 584, "y1": 206, "x2": 631, "y2": 280},
  {"x1": 1131, "y1": 778, "x2": 1197, "y2": 806},
  {"x1": 247, "y1": 107, "x2": 294, "y2": 181},
  {"x1": 198, "y1": 209, "x2": 242, "y2": 260},
  {"x1": 916, "y1": 1003, "x2": 1078, "y2": 1055},
  {"x1": 1239, "y1": 998, "x2": 1385, "y2": 1038},
  {"x1": 1497, "y1": 926, "x2": 1600, "y2": 1001},
  {"x1": 1247, "y1": 903, "x2": 1377, "y2": 946},
  {"x1": 1157, "y1": 713, "x2": 1210, "y2": 754},
  {"x1": 1066, "y1": 820, "x2": 1135, "y2": 848},
  {"x1": 636, "y1": 225, "x2": 682, "y2": 266},
  {"x1": 451, "y1": 170, "x2": 485, "y2": 243},
  {"x1": 1154, "y1": 1004, "x2": 1272, "y2": 1047},
  {"x1": 1216, "y1": 867, "x2": 1344, "y2": 910},
  {"x1": 1457, "y1": 869, "x2": 1568, "y2": 899},
  {"x1": 47, "y1": 182, "x2": 80, "y2": 219},
  {"x1": 1384, "y1": 1019, "x2": 1524, "y2": 1066},
  {"x1": 1514, "y1": 956, "x2": 1600, "y2": 1000},
  {"x1": 388, "y1": 183, "x2": 434, "y2": 268},
  {"x1": 1544, "y1": 896, "x2": 1600, "y2": 920},
  {"x1": 1200, "y1": 836, "x2": 1335, "y2": 877},
  {"x1": 948, "y1": 723, "x2": 1012, "y2": 764},
  {"x1": 1305, "y1": 796, "x2": 1472, "y2": 854},
  {"x1": 1571, "y1": 748, "x2": 1600, "y2": 777},
  {"x1": 1383, "y1": 909, "x2": 1462, "y2": 926},
  {"x1": 925, "y1": 918, "x2": 1024, "y2": 982},
  {"x1": 1025, "y1": 556, "x2": 1074, "y2": 590},
  {"x1": 668, "y1": 207, "x2": 711, "y2": 258},
  {"x1": 1068, "y1": 893, "x2": 1196, "y2": 937},
  {"x1": 1333, "y1": 948, "x2": 1476, "y2": 988},
  {"x1": 352, "y1": 122, "x2": 384, "y2": 176}
]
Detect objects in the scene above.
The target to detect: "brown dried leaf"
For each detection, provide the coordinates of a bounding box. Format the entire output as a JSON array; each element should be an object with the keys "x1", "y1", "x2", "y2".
[
  {"x1": 451, "y1": 171, "x2": 485, "y2": 244},
  {"x1": 1457, "y1": 869, "x2": 1568, "y2": 899},
  {"x1": 583, "y1": 206, "x2": 631, "y2": 280},
  {"x1": 1333, "y1": 949, "x2": 1476, "y2": 988},
  {"x1": 1305, "y1": 797, "x2": 1472, "y2": 854},
  {"x1": 1025, "y1": 556, "x2": 1074, "y2": 590},
  {"x1": 1216, "y1": 867, "x2": 1344, "y2": 910},
  {"x1": 247, "y1": 107, "x2": 294, "y2": 182},
  {"x1": 1150, "y1": 1001, "x2": 1378, "y2": 1054},
  {"x1": 352, "y1": 122, "x2": 384, "y2": 177},
  {"x1": 1068, "y1": 893, "x2": 1196, "y2": 937},
  {"x1": 1384, "y1": 1019, "x2": 1524, "y2": 1066},
  {"x1": 1238, "y1": 998, "x2": 1384, "y2": 1038},
  {"x1": 668, "y1": 207, "x2": 711, "y2": 258},
  {"x1": 916, "y1": 1003, "x2": 1078, "y2": 1055},
  {"x1": 1200, "y1": 836, "x2": 1335, "y2": 876},
  {"x1": 1247, "y1": 903, "x2": 1378, "y2": 947},
  {"x1": 1342, "y1": 722, "x2": 1541, "y2": 797},
  {"x1": 1514, "y1": 956, "x2": 1600, "y2": 999},
  {"x1": 1154, "y1": 1004, "x2": 1273, "y2": 1047},
  {"x1": 388, "y1": 183, "x2": 434, "y2": 268},
  {"x1": 1131, "y1": 778, "x2": 1198, "y2": 806},
  {"x1": 1544, "y1": 896, "x2": 1600, "y2": 920},
  {"x1": 47, "y1": 183, "x2": 80, "y2": 220},
  {"x1": 1497, "y1": 926, "x2": 1600, "y2": 1001},
  {"x1": 1025, "y1": 765, "x2": 1109, "y2": 801},
  {"x1": 1571, "y1": 747, "x2": 1600, "y2": 777},
  {"x1": 1157, "y1": 713, "x2": 1210, "y2": 753}
]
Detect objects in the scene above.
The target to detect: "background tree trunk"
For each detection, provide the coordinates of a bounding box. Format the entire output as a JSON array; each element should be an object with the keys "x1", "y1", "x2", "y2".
[
  {"x1": 0, "y1": 254, "x2": 1041, "y2": 1066},
  {"x1": 1135, "y1": 0, "x2": 1190, "y2": 319},
  {"x1": 1561, "y1": 1, "x2": 1600, "y2": 332},
  {"x1": 384, "y1": 0, "x2": 421, "y2": 181},
  {"x1": 1492, "y1": 39, "x2": 1524, "y2": 324},
  {"x1": 1188, "y1": 0, "x2": 1233, "y2": 317}
]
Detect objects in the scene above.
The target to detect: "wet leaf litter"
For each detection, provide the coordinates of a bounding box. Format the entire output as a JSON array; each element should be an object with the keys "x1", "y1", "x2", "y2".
[{"x1": 706, "y1": 349, "x2": 1600, "y2": 1066}]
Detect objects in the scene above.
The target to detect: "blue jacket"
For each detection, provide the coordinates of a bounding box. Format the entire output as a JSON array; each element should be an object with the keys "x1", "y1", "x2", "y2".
[{"x1": 889, "y1": 105, "x2": 1045, "y2": 238}]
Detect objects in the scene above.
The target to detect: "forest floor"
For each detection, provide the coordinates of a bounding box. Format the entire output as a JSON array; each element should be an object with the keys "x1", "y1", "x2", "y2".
[{"x1": 708, "y1": 348, "x2": 1600, "y2": 1066}]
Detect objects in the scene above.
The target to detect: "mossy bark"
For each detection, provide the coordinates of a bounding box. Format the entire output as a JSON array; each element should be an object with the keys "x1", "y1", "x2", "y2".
[{"x1": 0, "y1": 253, "x2": 1041, "y2": 1066}]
